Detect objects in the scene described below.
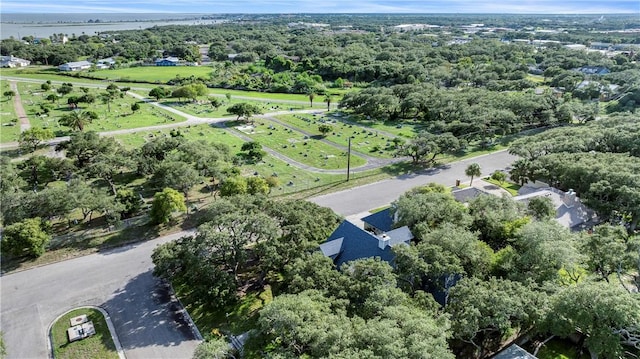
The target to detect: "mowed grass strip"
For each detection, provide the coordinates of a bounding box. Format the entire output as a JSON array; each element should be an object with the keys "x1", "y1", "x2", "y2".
[
  {"x1": 275, "y1": 113, "x2": 399, "y2": 158},
  {"x1": 0, "y1": 80, "x2": 20, "y2": 143},
  {"x1": 50, "y1": 308, "x2": 119, "y2": 359},
  {"x1": 230, "y1": 119, "x2": 366, "y2": 170},
  {"x1": 91, "y1": 66, "x2": 215, "y2": 83}
]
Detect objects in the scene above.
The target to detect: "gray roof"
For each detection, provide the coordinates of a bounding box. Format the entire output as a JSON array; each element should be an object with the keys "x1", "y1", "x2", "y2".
[
  {"x1": 385, "y1": 226, "x2": 414, "y2": 245},
  {"x1": 61, "y1": 60, "x2": 92, "y2": 67},
  {"x1": 156, "y1": 57, "x2": 180, "y2": 63},
  {"x1": 451, "y1": 187, "x2": 491, "y2": 203},
  {"x1": 514, "y1": 187, "x2": 597, "y2": 229},
  {"x1": 319, "y1": 237, "x2": 343, "y2": 259},
  {"x1": 492, "y1": 344, "x2": 537, "y2": 359}
]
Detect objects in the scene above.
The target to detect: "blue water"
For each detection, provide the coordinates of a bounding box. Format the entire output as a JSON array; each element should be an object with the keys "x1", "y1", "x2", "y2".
[{"x1": 0, "y1": 13, "x2": 223, "y2": 39}]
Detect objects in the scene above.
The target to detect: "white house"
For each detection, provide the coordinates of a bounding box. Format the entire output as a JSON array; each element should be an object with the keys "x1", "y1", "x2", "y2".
[
  {"x1": 514, "y1": 184, "x2": 598, "y2": 230},
  {"x1": 58, "y1": 60, "x2": 92, "y2": 71},
  {"x1": 96, "y1": 57, "x2": 116, "y2": 69},
  {"x1": 1, "y1": 56, "x2": 30, "y2": 68}
]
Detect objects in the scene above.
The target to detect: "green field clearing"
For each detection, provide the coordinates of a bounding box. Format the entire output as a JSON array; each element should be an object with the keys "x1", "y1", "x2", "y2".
[
  {"x1": 2, "y1": 68, "x2": 160, "y2": 89},
  {"x1": 0, "y1": 80, "x2": 20, "y2": 143},
  {"x1": 343, "y1": 113, "x2": 425, "y2": 138},
  {"x1": 155, "y1": 97, "x2": 309, "y2": 118},
  {"x1": 207, "y1": 87, "x2": 337, "y2": 103},
  {"x1": 229, "y1": 119, "x2": 366, "y2": 170},
  {"x1": 527, "y1": 74, "x2": 546, "y2": 83},
  {"x1": 276, "y1": 113, "x2": 399, "y2": 158},
  {"x1": 113, "y1": 124, "x2": 354, "y2": 195},
  {"x1": 91, "y1": 66, "x2": 215, "y2": 82},
  {"x1": 2, "y1": 71, "x2": 342, "y2": 106},
  {"x1": 115, "y1": 124, "x2": 244, "y2": 149},
  {"x1": 50, "y1": 308, "x2": 119, "y2": 359},
  {"x1": 17, "y1": 82, "x2": 185, "y2": 136}
]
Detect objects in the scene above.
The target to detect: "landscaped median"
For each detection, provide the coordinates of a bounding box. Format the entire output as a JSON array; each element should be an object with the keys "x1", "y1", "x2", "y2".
[{"x1": 50, "y1": 307, "x2": 124, "y2": 359}]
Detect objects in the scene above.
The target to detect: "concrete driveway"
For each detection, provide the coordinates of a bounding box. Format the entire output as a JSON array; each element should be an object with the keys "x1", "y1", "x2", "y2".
[{"x1": 0, "y1": 230, "x2": 199, "y2": 359}]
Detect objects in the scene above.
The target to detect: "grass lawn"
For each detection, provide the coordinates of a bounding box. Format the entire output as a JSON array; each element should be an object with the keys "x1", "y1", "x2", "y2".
[
  {"x1": 527, "y1": 74, "x2": 546, "y2": 83},
  {"x1": 484, "y1": 177, "x2": 521, "y2": 196},
  {"x1": 90, "y1": 66, "x2": 215, "y2": 83},
  {"x1": 275, "y1": 113, "x2": 398, "y2": 158},
  {"x1": 229, "y1": 119, "x2": 366, "y2": 170},
  {"x1": 113, "y1": 124, "x2": 356, "y2": 195},
  {"x1": 535, "y1": 338, "x2": 590, "y2": 359},
  {"x1": 182, "y1": 283, "x2": 273, "y2": 336},
  {"x1": 50, "y1": 308, "x2": 119, "y2": 359},
  {"x1": 0, "y1": 80, "x2": 20, "y2": 143},
  {"x1": 156, "y1": 97, "x2": 308, "y2": 118},
  {"x1": 2, "y1": 68, "x2": 160, "y2": 89},
  {"x1": 207, "y1": 87, "x2": 334, "y2": 103},
  {"x1": 17, "y1": 82, "x2": 185, "y2": 136},
  {"x1": 338, "y1": 113, "x2": 424, "y2": 138}
]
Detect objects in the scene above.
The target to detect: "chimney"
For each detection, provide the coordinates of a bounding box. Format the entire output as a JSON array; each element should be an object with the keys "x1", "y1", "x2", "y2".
[
  {"x1": 563, "y1": 189, "x2": 577, "y2": 208},
  {"x1": 378, "y1": 234, "x2": 390, "y2": 250}
]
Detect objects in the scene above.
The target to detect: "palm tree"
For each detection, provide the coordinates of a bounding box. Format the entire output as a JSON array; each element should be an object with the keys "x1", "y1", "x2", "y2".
[
  {"x1": 465, "y1": 163, "x2": 481, "y2": 186},
  {"x1": 307, "y1": 90, "x2": 316, "y2": 107},
  {"x1": 324, "y1": 94, "x2": 332, "y2": 111},
  {"x1": 59, "y1": 110, "x2": 92, "y2": 131},
  {"x1": 100, "y1": 90, "x2": 118, "y2": 113}
]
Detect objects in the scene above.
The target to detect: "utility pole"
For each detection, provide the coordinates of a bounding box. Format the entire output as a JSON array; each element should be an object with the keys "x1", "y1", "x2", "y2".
[{"x1": 347, "y1": 137, "x2": 351, "y2": 181}]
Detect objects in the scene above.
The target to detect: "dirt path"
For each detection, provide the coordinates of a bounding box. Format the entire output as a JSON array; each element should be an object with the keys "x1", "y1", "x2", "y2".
[{"x1": 9, "y1": 81, "x2": 30, "y2": 132}]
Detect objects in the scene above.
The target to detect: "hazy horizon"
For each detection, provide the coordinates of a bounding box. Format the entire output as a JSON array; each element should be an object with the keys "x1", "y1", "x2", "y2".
[{"x1": 1, "y1": 0, "x2": 638, "y2": 15}]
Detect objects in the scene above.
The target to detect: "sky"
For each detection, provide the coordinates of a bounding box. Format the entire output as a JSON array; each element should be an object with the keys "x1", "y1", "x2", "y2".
[{"x1": 1, "y1": 0, "x2": 638, "y2": 14}]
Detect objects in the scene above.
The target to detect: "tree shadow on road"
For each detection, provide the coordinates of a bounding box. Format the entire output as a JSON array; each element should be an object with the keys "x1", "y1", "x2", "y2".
[{"x1": 101, "y1": 270, "x2": 197, "y2": 351}]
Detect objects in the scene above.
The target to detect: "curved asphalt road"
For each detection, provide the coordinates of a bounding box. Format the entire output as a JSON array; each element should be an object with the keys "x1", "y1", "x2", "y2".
[
  {"x1": 311, "y1": 150, "x2": 519, "y2": 217},
  {"x1": 0, "y1": 230, "x2": 199, "y2": 359},
  {"x1": 0, "y1": 150, "x2": 517, "y2": 359}
]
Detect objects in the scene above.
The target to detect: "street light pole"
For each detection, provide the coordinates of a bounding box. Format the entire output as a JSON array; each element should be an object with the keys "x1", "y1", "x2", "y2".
[{"x1": 347, "y1": 137, "x2": 351, "y2": 181}]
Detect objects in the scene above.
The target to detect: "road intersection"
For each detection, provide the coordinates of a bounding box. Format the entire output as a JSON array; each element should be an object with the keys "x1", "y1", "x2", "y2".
[{"x1": 0, "y1": 76, "x2": 519, "y2": 359}]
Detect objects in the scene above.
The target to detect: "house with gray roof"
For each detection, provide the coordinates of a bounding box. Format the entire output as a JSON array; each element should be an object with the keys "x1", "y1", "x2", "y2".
[
  {"x1": 1, "y1": 55, "x2": 30, "y2": 68},
  {"x1": 491, "y1": 344, "x2": 537, "y2": 359},
  {"x1": 451, "y1": 187, "x2": 492, "y2": 204},
  {"x1": 514, "y1": 185, "x2": 598, "y2": 230},
  {"x1": 575, "y1": 66, "x2": 610, "y2": 75},
  {"x1": 58, "y1": 60, "x2": 92, "y2": 71},
  {"x1": 320, "y1": 220, "x2": 413, "y2": 268},
  {"x1": 155, "y1": 57, "x2": 181, "y2": 66}
]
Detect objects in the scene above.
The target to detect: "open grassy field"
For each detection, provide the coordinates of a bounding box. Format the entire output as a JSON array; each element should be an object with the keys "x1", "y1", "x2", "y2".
[
  {"x1": 155, "y1": 97, "x2": 310, "y2": 118},
  {"x1": 342, "y1": 113, "x2": 425, "y2": 138},
  {"x1": 113, "y1": 123, "x2": 372, "y2": 196},
  {"x1": 91, "y1": 66, "x2": 215, "y2": 83},
  {"x1": 228, "y1": 119, "x2": 366, "y2": 170},
  {"x1": 2, "y1": 68, "x2": 160, "y2": 89},
  {"x1": 0, "y1": 80, "x2": 20, "y2": 143},
  {"x1": 50, "y1": 308, "x2": 119, "y2": 359},
  {"x1": 17, "y1": 82, "x2": 185, "y2": 136},
  {"x1": 275, "y1": 113, "x2": 399, "y2": 158}
]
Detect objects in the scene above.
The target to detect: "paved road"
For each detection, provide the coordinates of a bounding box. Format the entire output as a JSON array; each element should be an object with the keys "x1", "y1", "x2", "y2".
[
  {"x1": 311, "y1": 150, "x2": 519, "y2": 216},
  {"x1": 0, "y1": 230, "x2": 199, "y2": 359}
]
